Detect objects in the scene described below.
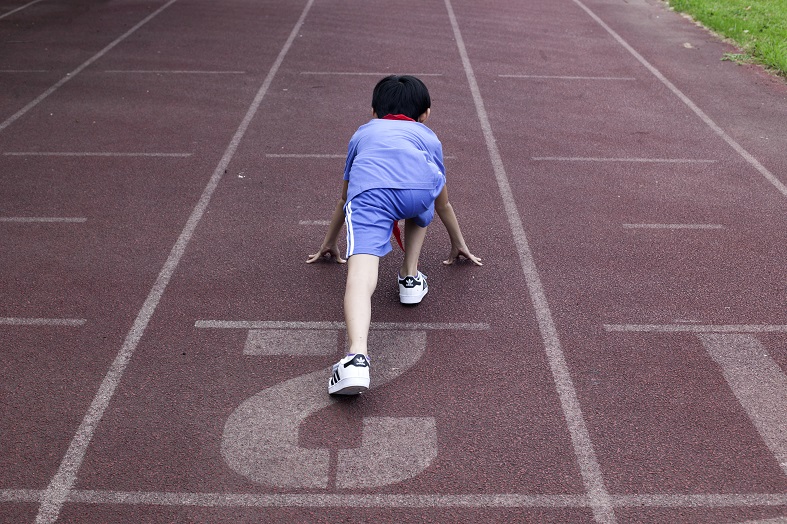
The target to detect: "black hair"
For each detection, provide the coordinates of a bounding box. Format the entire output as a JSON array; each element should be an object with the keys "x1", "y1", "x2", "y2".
[{"x1": 371, "y1": 75, "x2": 431, "y2": 121}]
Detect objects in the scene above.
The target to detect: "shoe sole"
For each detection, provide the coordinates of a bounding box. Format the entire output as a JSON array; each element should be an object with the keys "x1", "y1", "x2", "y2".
[
  {"x1": 328, "y1": 377, "x2": 370, "y2": 395},
  {"x1": 399, "y1": 287, "x2": 428, "y2": 305}
]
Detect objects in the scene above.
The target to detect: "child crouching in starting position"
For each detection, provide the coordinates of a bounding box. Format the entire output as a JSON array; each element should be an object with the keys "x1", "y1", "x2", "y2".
[{"x1": 307, "y1": 75, "x2": 482, "y2": 395}]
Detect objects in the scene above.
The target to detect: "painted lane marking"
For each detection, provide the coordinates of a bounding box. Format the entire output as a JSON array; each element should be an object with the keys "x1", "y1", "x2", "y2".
[
  {"x1": 698, "y1": 334, "x2": 787, "y2": 477},
  {"x1": 0, "y1": 0, "x2": 181, "y2": 134},
  {"x1": 196, "y1": 320, "x2": 489, "y2": 331},
  {"x1": 532, "y1": 157, "x2": 716, "y2": 163},
  {"x1": 0, "y1": 0, "x2": 45, "y2": 20},
  {"x1": 266, "y1": 153, "x2": 345, "y2": 158},
  {"x1": 33, "y1": 2, "x2": 317, "y2": 522},
  {"x1": 443, "y1": 0, "x2": 616, "y2": 522},
  {"x1": 299, "y1": 219, "x2": 331, "y2": 226},
  {"x1": 3, "y1": 152, "x2": 191, "y2": 157},
  {"x1": 500, "y1": 75, "x2": 637, "y2": 81},
  {"x1": 0, "y1": 489, "x2": 42, "y2": 502},
  {"x1": 0, "y1": 217, "x2": 86, "y2": 223},
  {"x1": 103, "y1": 70, "x2": 246, "y2": 74},
  {"x1": 613, "y1": 493, "x2": 787, "y2": 507},
  {"x1": 5, "y1": 489, "x2": 787, "y2": 510},
  {"x1": 605, "y1": 325, "x2": 787, "y2": 333},
  {"x1": 622, "y1": 223, "x2": 725, "y2": 230},
  {"x1": 571, "y1": 0, "x2": 787, "y2": 199},
  {"x1": 0, "y1": 317, "x2": 85, "y2": 326},
  {"x1": 300, "y1": 71, "x2": 443, "y2": 76},
  {"x1": 266, "y1": 153, "x2": 457, "y2": 160},
  {"x1": 223, "y1": 331, "x2": 436, "y2": 488}
]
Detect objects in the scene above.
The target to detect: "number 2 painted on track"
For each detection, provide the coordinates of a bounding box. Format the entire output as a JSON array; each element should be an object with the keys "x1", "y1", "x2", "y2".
[{"x1": 221, "y1": 329, "x2": 437, "y2": 488}]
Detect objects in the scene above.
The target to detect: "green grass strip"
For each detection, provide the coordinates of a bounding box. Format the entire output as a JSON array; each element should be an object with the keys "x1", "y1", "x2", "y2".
[{"x1": 667, "y1": 0, "x2": 787, "y2": 76}]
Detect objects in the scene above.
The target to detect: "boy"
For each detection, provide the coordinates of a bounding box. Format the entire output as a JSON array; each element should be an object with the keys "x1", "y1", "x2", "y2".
[{"x1": 306, "y1": 75, "x2": 482, "y2": 395}]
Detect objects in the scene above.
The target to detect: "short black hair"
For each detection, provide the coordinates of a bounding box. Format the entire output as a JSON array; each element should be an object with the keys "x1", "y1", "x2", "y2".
[{"x1": 371, "y1": 75, "x2": 431, "y2": 121}]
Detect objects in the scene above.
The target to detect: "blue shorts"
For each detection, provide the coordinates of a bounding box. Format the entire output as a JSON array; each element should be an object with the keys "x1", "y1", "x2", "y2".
[{"x1": 345, "y1": 188, "x2": 437, "y2": 258}]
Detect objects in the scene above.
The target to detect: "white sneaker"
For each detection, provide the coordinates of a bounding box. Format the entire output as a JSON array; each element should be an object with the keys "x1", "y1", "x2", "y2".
[
  {"x1": 398, "y1": 271, "x2": 428, "y2": 304},
  {"x1": 328, "y1": 354, "x2": 370, "y2": 395}
]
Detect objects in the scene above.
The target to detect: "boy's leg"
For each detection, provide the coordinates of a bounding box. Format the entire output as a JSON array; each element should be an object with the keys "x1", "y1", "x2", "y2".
[
  {"x1": 400, "y1": 218, "x2": 428, "y2": 277},
  {"x1": 344, "y1": 253, "x2": 379, "y2": 356}
]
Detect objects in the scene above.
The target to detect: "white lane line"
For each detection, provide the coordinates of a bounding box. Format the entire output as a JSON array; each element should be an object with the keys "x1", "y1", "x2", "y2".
[
  {"x1": 0, "y1": 0, "x2": 180, "y2": 134},
  {"x1": 0, "y1": 489, "x2": 43, "y2": 502},
  {"x1": 70, "y1": 491, "x2": 590, "y2": 507},
  {"x1": 0, "y1": 217, "x2": 86, "y2": 223},
  {"x1": 299, "y1": 219, "x2": 331, "y2": 226},
  {"x1": 266, "y1": 153, "x2": 345, "y2": 158},
  {"x1": 500, "y1": 75, "x2": 636, "y2": 81},
  {"x1": 33, "y1": 2, "x2": 317, "y2": 523},
  {"x1": 103, "y1": 70, "x2": 246, "y2": 74},
  {"x1": 5, "y1": 488, "x2": 787, "y2": 509},
  {"x1": 0, "y1": 0, "x2": 45, "y2": 20},
  {"x1": 0, "y1": 317, "x2": 85, "y2": 326},
  {"x1": 443, "y1": 1, "x2": 616, "y2": 523},
  {"x1": 300, "y1": 72, "x2": 443, "y2": 76},
  {"x1": 622, "y1": 223, "x2": 725, "y2": 230},
  {"x1": 7, "y1": 489, "x2": 787, "y2": 509},
  {"x1": 605, "y1": 324, "x2": 787, "y2": 333},
  {"x1": 613, "y1": 493, "x2": 787, "y2": 507},
  {"x1": 266, "y1": 153, "x2": 457, "y2": 160},
  {"x1": 532, "y1": 157, "x2": 716, "y2": 163},
  {"x1": 698, "y1": 334, "x2": 787, "y2": 477},
  {"x1": 195, "y1": 320, "x2": 490, "y2": 331},
  {"x1": 3, "y1": 152, "x2": 191, "y2": 157},
  {"x1": 571, "y1": 0, "x2": 787, "y2": 199}
]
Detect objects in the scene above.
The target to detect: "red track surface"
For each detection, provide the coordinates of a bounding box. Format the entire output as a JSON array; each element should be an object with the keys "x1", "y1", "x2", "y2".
[{"x1": 2, "y1": 0, "x2": 786, "y2": 522}]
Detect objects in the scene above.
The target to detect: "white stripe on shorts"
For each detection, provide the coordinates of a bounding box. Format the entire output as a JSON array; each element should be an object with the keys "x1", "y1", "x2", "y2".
[{"x1": 345, "y1": 200, "x2": 354, "y2": 256}]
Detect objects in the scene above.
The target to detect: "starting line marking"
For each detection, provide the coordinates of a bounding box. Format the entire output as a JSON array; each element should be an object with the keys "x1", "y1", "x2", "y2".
[
  {"x1": 605, "y1": 324, "x2": 787, "y2": 333},
  {"x1": 531, "y1": 157, "x2": 716, "y2": 163},
  {"x1": 499, "y1": 74, "x2": 637, "y2": 81},
  {"x1": 266, "y1": 153, "x2": 344, "y2": 158},
  {"x1": 195, "y1": 320, "x2": 490, "y2": 331},
  {"x1": 3, "y1": 488, "x2": 787, "y2": 510},
  {"x1": 3, "y1": 152, "x2": 191, "y2": 157},
  {"x1": 622, "y1": 223, "x2": 725, "y2": 230},
  {"x1": 103, "y1": 70, "x2": 246, "y2": 74},
  {"x1": 299, "y1": 219, "x2": 330, "y2": 226},
  {"x1": 0, "y1": 217, "x2": 86, "y2": 223},
  {"x1": 0, "y1": 317, "x2": 86, "y2": 326},
  {"x1": 300, "y1": 72, "x2": 443, "y2": 76}
]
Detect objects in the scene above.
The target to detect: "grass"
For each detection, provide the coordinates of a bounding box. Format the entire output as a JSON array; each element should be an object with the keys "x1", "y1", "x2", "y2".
[{"x1": 666, "y1": 0, "x2": 787, "y2": 76}]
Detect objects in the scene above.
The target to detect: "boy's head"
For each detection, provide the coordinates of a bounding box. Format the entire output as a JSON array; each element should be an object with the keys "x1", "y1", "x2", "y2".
[{"x1": 371, "y1": 75, "x2": 431, "y2": 122}]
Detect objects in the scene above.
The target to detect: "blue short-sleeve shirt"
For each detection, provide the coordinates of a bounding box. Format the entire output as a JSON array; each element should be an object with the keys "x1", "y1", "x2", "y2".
[{"x1": 343, "y1": 119, "x2": 446, "y2": 203}]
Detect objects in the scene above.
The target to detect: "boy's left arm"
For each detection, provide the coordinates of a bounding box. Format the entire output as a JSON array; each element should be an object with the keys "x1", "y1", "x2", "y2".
[
  {"x1": 306, "y1": 180, "x2": 348, "y2": 264},
  {"x1": 434, "y1": 185, "x2": 483, "y2": 266}
]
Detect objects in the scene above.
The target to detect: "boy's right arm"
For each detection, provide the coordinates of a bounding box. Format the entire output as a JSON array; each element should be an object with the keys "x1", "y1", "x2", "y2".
[
  {"x1": 306, "y1": 180, "x2": 348, "y2": 264},
  {"x1": 434, "y1": 185, "x2": 483, "y2": 266}
]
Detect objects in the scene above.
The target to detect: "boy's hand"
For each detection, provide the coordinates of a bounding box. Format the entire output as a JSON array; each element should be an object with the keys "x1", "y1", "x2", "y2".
[
  {"x1": 306, "y1": 244, "x2": 346, "y2": 264},
  {"x1": 443, "y1": 245, "x2": 483, "y2": 266}
]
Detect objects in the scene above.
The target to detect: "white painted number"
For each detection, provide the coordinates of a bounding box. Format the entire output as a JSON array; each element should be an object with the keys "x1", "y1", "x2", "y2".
[{"x1": 221, "y1": 329, "x2": 437, "y2": 488}]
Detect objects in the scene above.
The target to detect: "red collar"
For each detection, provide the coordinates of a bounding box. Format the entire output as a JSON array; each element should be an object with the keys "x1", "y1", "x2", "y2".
[{"x1": 382, "y1": 114, "x2": 416, "y2": 122}]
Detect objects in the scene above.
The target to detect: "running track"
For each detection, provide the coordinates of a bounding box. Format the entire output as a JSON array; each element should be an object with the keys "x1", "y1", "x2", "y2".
[{"x1": 1, "y1": 0, "x2": 786, "y2": 522}]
